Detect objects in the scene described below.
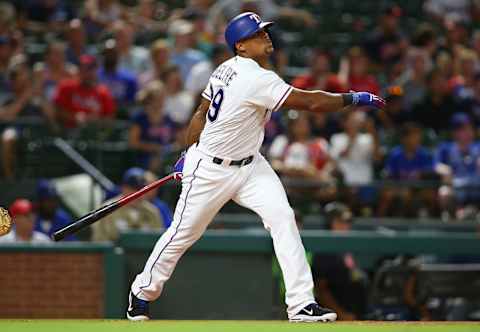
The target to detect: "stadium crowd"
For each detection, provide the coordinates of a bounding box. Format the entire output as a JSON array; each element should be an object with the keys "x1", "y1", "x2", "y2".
[{"x1": 0, "y1": 0, "x2": 480, "y2": 229}]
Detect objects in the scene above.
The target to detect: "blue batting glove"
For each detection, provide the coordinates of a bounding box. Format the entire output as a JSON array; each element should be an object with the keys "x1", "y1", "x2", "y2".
[
  {"x1": 173, "y1": 152, "x2": 185, "y2": 181},
  {"x1": 352, "y1": 92, "x2": 386, "y2": 109}
]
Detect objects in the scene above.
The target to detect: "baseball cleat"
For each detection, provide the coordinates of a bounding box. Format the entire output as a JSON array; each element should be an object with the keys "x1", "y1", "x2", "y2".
[
  {"x1": 289, "y1": 303, "x2": 337, "y2": 322},
  {"x1": 126, "y1": 292, "x2": 150, "y2": 321}
]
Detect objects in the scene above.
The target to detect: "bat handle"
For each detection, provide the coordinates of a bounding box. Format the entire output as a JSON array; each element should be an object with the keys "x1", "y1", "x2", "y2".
[
  {"x1": 52, "y1": 173, "x2": 176, "y2": 241},
  {"x1": 52, "y1": 202, "x2": 117, "y2": 241}
]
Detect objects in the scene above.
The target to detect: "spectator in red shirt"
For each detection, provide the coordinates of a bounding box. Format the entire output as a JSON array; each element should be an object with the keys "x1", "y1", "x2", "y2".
[
  {"x1": 339, "y1": 46, "x2": 380, "y2": 95},
  {"x1": 292, "y1": 49, "x2": 346, "y2": 93},
  {"x1": 54, "y1": 54, "x2": 116, "y2": 128}
]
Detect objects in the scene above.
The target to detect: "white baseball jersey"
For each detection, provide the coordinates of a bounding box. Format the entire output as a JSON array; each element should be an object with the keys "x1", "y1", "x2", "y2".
[{"x1": 198, "y1": 56, "x2": 293, "y2": 159}]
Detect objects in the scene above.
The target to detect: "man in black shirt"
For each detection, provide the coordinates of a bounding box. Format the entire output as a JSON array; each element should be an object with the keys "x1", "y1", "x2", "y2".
[{"x1": 312, "y1": 202, "x2": 368, "y2": 320}]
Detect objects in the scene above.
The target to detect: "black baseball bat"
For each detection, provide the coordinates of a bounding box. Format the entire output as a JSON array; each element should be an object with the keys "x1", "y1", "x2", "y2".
[{"x1": 52, "y1": 173, "x2": 175, "y2": 241}]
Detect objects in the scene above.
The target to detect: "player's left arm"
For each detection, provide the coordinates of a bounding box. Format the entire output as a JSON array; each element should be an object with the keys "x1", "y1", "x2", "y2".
[
  {"x1": 283, "y1": 88, "x2": 385, "y2": 113},
  {"x1": 185, "y1": 97, "x2": 210, "y2": 147},
  {"x1": 172, "y1": 97, "x2": 210, "y2": 179}
]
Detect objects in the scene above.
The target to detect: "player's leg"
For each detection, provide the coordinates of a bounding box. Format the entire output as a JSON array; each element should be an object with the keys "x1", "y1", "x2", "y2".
[
  {"x1": 129, "y1": 148, "x2": 241, "y2": 318},
  {"x1": 233, "y1": 154, "x2": 336, "y2": 322}
]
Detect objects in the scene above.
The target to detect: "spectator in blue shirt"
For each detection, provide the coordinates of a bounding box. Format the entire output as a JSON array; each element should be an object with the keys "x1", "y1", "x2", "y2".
[
  {"x1": 128, "y1": 80, "x2": 177, "y2": 171},
  {"x1": 378, "y1": 123, "x2": 438, "y2": 217},
  {"x1": 98, "y1": 39, "x2": 138, "y2": 107},
  {"x1": 144, "y1": 171, "x2": 173, "y2": 228},
  {"x1": 436, "y1": 113, "x2": 480, "y2": 219},
  {"x1": 168, "y1": 19, "x2": 207, "y2": 82},
  {"x1": 34, "y1": 179, "x2": 77, "y2": 241}
]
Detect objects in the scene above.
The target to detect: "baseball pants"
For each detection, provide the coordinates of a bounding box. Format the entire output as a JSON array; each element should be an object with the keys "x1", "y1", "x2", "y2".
[{"x1": 131, "y1": 144, "x2": 315, "y2": 317}]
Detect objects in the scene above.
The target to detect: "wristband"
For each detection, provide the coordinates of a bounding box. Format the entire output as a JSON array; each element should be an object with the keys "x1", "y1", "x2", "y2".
[{"x1": 342, "y1": 93, "x2": 354, "y2": 107}]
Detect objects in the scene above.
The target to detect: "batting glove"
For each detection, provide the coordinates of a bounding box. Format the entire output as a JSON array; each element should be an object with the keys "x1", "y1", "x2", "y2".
[
  {"x1": 352, "y1": 92, "x2": 386, "y2": 109},
  {"x1": 173, "y1": 152, "x2": 185, "y2": 181}
]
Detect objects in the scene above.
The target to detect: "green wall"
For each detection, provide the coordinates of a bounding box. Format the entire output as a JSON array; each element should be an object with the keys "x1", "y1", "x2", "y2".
[{"x1": 2, "y1": 230, "x2": 480, "y2": 319}]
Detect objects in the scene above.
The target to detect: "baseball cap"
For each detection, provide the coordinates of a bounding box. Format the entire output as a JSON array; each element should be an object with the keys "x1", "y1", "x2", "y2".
[
  {"x1": 169, "y1": 19, "x2": 194, "y2": 36},
  {"x1": 79, "y1": 54, "x2": 98, "y2": 68},
  {"x1": 122, "y1": 167, "x2": 146, "y2": 189},
  {"x1": 36, "y1": 179, "x2": 58, "y2": 200},
  {"x1": 383, "y1": 5, "x2": 402, "y2": 17},
  {"x1": 0, "y1": 35, "x2": 9, "y2": 45},
  {"x1": 9, "y1": 198, "x2": 34, "y2": 217},
  {"x1": 324, "y1": 202, "x2": 352, "y2": 224},
  {"x1": 451, "y1": 112, "x2": 472, "y2": 129}
]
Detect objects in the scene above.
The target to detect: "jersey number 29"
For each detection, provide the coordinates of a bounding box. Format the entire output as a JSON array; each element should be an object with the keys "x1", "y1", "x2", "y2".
[{"x1": 207, "y1": 87, "x2": 224, "y2": 122}]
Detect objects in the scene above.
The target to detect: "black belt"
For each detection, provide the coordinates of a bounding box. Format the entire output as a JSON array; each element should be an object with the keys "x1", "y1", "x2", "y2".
[{"x1": 212, "y1": 155, "x2": 254, "y2": 167}]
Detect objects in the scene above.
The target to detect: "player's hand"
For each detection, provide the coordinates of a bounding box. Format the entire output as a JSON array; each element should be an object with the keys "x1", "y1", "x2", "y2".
[
  {"x1": 173, "y1": 152, "x2": 185, "y2": 181},
  {"x1": 352, "y1": 92, "x2": 386, "y2": 109}
]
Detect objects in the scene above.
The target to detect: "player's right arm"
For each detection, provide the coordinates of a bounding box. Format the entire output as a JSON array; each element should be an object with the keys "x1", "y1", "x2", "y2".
[
  {"x1": 283, "y1": 88, "x2": 385, "y2": 113},
  {"x1": 185, "y1": 97, "x2": 210, "y2": 146}
]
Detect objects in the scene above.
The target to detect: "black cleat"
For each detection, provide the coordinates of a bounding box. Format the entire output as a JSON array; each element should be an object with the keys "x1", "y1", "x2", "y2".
[
  {"x1": 289, "y1": 303, "x2": 337, "y2": 322},
  {"x1": 126, "y1": 292, "x2": 150, "y2": 321}
]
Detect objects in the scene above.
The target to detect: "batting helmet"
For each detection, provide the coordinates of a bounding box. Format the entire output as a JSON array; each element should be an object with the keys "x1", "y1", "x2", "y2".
[{"x1": 224, "y1": 12, "x2": 274, "y2": 52}]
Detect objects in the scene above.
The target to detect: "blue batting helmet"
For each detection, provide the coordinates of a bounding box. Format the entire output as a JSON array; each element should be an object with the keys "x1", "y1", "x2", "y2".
[{"x1": 224, "y1": 12, "x2": 274, "y2": 52}]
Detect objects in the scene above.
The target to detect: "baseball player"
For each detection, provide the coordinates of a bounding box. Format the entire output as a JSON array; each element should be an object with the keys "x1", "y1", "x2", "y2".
[{"x1": 127, "y1": 12, "x2": 385, "y2": 322}]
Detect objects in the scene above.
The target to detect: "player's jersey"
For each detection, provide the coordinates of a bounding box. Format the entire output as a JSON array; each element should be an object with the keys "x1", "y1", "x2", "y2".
[{"x1": 198, "y1": 56, "x2": 293, "y2": 160}]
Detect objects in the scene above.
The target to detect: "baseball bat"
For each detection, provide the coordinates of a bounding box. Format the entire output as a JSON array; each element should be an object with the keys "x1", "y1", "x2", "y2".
[{"x1": 52, "y1": 173, "x2": 176, "y2": 241}]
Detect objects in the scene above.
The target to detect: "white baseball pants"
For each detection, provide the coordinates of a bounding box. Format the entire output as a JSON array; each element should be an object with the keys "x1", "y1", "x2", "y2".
[{"x1": 131, "y1": 145, "x2": 315, "y2": 317}]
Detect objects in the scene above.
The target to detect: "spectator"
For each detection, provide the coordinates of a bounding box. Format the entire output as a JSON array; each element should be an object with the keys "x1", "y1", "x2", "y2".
[
  {"x1": 0, "y1": 2, "x2": 15, "y2": 36},
  {"x1": 130, "y1": 0, "x2": 165, "y2": 39},
  {"x1": 128, "y1": 80, "x2": 176, "y2": 171},
  {"x1": 424, "y1": 0, "x2": 471, "y2": 24},
  {"x1": 378, "y1": 123, "x2": 438, "y2": 217},
  {"x1": 162, "y1": 65, "x2": 194, "y2": 125},
  {"x1": 113, "y1": 20, "x2": 151, "y2": 76},
  {"x1": 33, "y1": 41, "x2": 77, "y2": 102},
  {"x1": 461, "y1": 72, "x2": 480, "y2": 126},
  {"x1": 0, "y1": 199, "x2": 50, "y2": 243},
  {"x1": 292, "y1": 49, "x2": 346, "y2": 93},
  {"x1": 339, "y1": 47, "x2": 380, "y2": 95},
  {"x1": 208, "y1": 0, "x2": 316, "y2": 34},
  {"x1": 1, "y1": 57, "x2": 56, "y2": 178},
  {"x1": 92, "y1": 167, "x2": 162, "y2": 242},
  {"x1": 364, "y1": 5, "x2": 408, "y2": 67},
  {"x1": 65, "y1": 19, "x2": 92, "y2": 66},
  {"x1": 399, "y1": 48, "x2": 431, "y2": 111},
  {"x1": 436, "y1": 113, "x2": 480, "y2": 219},
  {"x1": 0, "y1": 35, "x2": 13, "y2": 103},
  {"x1": 444, "y1": 18, "x2": 470, "y2": 50},
  {"x1": 15, "y1": 0, "x2": 75, "y2": 34},
  {"x1": 54, "y1": 54, "x2": 116, "y2": 129},
  {"x1": 411, "y1": 23, "x2": 438, "y2": 58},
  {"x1": 169, "y1": 19, "x2": 207, "y2": 82},
  {"x1": 98, "y1": 39, "x2": 138, "y2": 106},
  {"x1": 472, "y1": 30, "x2": 480, "y2": 61},
  {"x1": 181, "y1": 7, "x2": 216, "y2": 57},
  {"x1": 84, "y1": 0, "x2": 124, "y2": 39},
  {"x1": 0, "y1": 56, "x2": 55, "y2": 122},
  {"x1": 450, "y1": 48, "x2": 478, "y2": 101},
  {"x1": 435, "y1": 50, "x2": 454, "y2": 78},
  {"x1": 330, "y1": 111, "x2": 380, "y2": 212},
  {"x1": 269, "y1": 111, "x2": 337, "y2": 202},
  {"x1": 412, "y1": 69, "x2": 456, "y2": 134},
  {"x1": 139, "y1": 39, "x2": 171, "y2": 89},
  {"x1": 185, "y1": 44, "x2": 231, "y2": 96},
  {"x1": 144, "y1": 170, "x2": 173, "y2": 229},
  {"x1": 330, "y1": 111, "x2": 379, "y2": 186},
  {"x1": 33, "y1": 179, "x2": 76, "y2": 241},
  {"x1": 374, "y1": 86, "x2": 413, "y2": 134},
  {"x1": 312, "y1": 202, "x2": 368, "y2": 320}
]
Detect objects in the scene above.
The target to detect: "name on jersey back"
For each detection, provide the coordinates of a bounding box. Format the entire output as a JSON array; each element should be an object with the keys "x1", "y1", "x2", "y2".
[{"x1": 211, "y1": 64, "x2": 238, "y2": 87}]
